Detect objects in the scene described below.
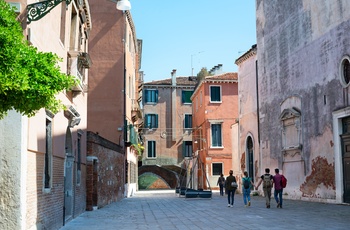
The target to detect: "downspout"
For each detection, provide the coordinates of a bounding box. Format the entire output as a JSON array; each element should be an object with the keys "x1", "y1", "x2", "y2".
[{"x1": 255, "y1": 60, "x2": 260, "y2": 143}]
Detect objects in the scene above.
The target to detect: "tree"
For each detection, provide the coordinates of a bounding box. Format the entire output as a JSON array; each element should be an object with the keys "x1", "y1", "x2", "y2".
[
  {"x1": 0, "y1": 0, "x2": 76, "y2": 119},
  {"x1": 196, "y1": 67, "x2": 211, "y2": 81}
]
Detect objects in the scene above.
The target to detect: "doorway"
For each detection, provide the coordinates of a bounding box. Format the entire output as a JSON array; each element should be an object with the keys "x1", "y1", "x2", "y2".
[
  {"x1": 64, "y1": 127, "x2": 74, "y2": 222},
  {"x1": 341, "y1": 117, "x2": 350, "y2": 203},
  {"x1": 246, "y1": 136, "x2": 254, "y2": 182}
]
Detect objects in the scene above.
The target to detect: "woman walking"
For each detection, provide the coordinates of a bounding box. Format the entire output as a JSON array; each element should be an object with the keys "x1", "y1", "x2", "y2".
[
  {"x1": 225, "y1": 170, "x2": 237, "y2": 207},
  {"x1": 242, "y1": 171, "x2": 254, "y2": 207},
  {"x1": 217, "y1": 174, "x2": 225, "y2": 196}
]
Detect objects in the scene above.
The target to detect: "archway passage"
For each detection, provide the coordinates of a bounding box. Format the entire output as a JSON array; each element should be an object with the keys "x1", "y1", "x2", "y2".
[
  {"x1": 64, "y1": 127, "x2": 74, "y2": 222},
  {"x1": 247, "y1": 136, "x2": 254, "y2": 182},
  {"x1": 341, "y1": 117, "x2": 350, "y2": 203}
]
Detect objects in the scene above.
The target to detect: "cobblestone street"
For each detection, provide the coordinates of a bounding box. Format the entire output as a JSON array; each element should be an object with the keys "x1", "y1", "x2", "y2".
[{"x1": 61, "y1": 190, "x2": 350, "y2": 230}]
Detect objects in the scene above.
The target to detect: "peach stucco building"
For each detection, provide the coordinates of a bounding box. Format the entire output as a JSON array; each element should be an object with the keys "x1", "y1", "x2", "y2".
[
  {"x1": 140, "y1": 71, "x2": 197, "y2": 189},
  {"x1": 1, "y1": 0, "x2": 92, "y2": 229},
  {"x1": 191, "y1": 72, "x2": 238, "y2": 190}
]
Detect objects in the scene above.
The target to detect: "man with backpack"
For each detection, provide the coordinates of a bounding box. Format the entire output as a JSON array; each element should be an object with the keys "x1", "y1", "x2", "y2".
[
  {"x1": 242, "y1": 171, "x2": 255, "y2": 207},
  {"x1": 255, "y1": 168, "x2": 273, "y2": 208},
  {"x1": 273, "y1": 168, "x2": 285, "y2": 208}
]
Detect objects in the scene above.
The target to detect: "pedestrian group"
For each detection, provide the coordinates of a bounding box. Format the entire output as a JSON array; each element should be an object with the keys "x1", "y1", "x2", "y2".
[{"x1": 220, "y1": 168, "x2": 285, "y2": 208}]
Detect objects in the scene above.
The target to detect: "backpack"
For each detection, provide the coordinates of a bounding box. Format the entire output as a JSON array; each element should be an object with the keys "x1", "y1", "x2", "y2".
[
  {"x1": 263, "y1": 174, "x2": 272, "y2": 188},
  {"x1": 243, "y1": 177, "x2": 250, "y2": 189},
  {"x1": 281, "y1": 175, "x2": 287, "y2": 188}
]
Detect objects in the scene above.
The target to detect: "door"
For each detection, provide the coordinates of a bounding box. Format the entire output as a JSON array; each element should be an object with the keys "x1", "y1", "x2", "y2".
[
  {"x1": 64, "y1": 127, "x2": 74, "y2": 222},
  {"x1": 247, "y1": 136, "x2": 254, "y2": 182},
  {"x1": 341, "y1": 134, "x2": 350, "y2": 203}
]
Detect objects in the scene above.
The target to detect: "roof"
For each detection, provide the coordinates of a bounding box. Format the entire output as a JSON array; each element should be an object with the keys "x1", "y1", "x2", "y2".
[
  {"x1": 143, "y1": 76, "x2": 198, "y2": 86},
  {"x1": 191, "y1": 72, "x2": 238, "y2": 100},
  {"x1": 204, "y1": 72, "x2": 238, "y2": 81}
]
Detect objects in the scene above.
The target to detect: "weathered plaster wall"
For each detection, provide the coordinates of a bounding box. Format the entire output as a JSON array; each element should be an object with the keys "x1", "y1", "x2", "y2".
[
  {"x1": 0, "y1": 111, "x2": 24, "y2": 230},
  {"x1": 236, "y1": 47, "x2": 259, "y2": 181},
  {"x1": 256, "y1": 0, "x2": 350, "y2": 201}
]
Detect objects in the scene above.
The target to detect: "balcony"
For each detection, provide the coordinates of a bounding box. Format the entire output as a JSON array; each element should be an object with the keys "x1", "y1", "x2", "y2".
[{"x1": 78, "y1": 52, "x2": 92, "y2": 69}]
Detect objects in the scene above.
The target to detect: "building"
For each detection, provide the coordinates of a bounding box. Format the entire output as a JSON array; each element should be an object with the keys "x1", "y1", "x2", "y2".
[
  {"x1": 140, "y1": 70, "x2": 197, "y2": 189},
  {"x1": 191, "y1": 71, "x2": 238, "y2": 190},
  {"x1": 256, "y1": 0, "x2": 350, "y2": 203},
  {"x1": 87, "y1": 0, "x2": 142, "y2": 209},
  {"x1": 0, "y1": 0, "x2": 92, "y2": 229},
  {"x1": 235, "y1": 45, "x2": 259, "y2": 184}
]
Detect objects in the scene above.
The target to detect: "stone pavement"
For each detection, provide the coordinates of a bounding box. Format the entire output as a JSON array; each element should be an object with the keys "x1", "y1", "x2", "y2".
[{"x1": 60, "y1": 190, "x2": 350, "y2": 230}]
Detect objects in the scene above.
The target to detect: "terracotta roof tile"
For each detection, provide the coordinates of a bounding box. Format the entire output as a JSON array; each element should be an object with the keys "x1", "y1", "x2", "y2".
[
  {"x1": 144, "y1": 76, "x2": 198, "y2": 86},
  {"x1": 205, "y1": 72, "x2": 238, "y2": 81}
]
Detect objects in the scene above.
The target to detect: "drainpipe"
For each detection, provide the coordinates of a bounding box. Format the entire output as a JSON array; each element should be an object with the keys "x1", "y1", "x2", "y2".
[
  {"x1": 171, "y1": 69, "x2": 177, "y2": 141},
  {"x1": 255, "y1": 60, "x2": 260, "y2": 143}
]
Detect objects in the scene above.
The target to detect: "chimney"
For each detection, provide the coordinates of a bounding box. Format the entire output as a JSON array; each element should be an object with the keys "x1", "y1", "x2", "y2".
[
  {"x1": 171, "y1": 69, "x2": 176, "y2": 86},
  {"x1": 217, "y1": 64, "x2": 223, "y2": 74}
]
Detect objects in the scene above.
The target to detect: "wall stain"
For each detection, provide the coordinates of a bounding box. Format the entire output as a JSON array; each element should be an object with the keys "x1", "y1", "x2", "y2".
[
  {"x1": 241, "y1": 152, "x2": 246, "y2": 172},
  {"x1": 300, "y1": 156, "x2": 335, "y2": 197}
]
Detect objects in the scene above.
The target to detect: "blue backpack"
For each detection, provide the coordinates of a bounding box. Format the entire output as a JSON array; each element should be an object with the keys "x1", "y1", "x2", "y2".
[{"x1": 243, "y1": 177, "x2": 250, "y2": 189}]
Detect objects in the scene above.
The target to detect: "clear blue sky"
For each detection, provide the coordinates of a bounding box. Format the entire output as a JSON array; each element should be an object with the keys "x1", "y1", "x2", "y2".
[{"x1": 130, "y1": 1, "x2": 256, "y2": 82}]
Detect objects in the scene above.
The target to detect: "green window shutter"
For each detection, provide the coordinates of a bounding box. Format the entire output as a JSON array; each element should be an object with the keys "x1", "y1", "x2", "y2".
[
  {"x1": 155, "y1": 114, "x2": 158, "y2": 128},
  {"x1": 155, "y1": 90, "x2": 158, "y2": 103}
]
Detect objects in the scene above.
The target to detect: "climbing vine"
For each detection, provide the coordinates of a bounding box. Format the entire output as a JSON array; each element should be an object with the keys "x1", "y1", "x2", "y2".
[{"x1": 0, "y1": 0, "x2": 76, "y2": 119}]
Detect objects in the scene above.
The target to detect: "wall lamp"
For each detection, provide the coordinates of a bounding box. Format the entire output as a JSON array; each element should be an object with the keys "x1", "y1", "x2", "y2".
[
  {"x1": 194, "y1": 138, "x2": 206, "y2": 144},
  {"x1": 27, "y1": 0, "x2": 131, "y2": 24}
]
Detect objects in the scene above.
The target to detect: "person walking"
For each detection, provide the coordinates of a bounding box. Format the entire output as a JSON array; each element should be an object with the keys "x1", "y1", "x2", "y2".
[
  {"x1": 255, "y1": 168, "x2": 273, "y2": 208},
  {"x1": 273, "y1": 168, "x2": 283, "y2": 208},
  {"x1": 242, "y1": 171, "x2": 254, "y2": 207},
  {"x1": 225, "y1": 170, "x2": 237, "y2": 207},
  {"x1": 217, "y1": 174, "x2": 225, "y2": 196}
]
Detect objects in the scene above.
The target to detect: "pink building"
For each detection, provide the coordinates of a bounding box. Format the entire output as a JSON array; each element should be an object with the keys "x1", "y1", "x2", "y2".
[
  {"x1": 87, "y1": 1, "x2": 142, "y2": 207},
  {"x1": 235, "y1": 45, "x2": 259, "y2": 184},
  {"x1": 1, "y1": 0, "x2": 92, "y2": 228},
  {"x1": 140, "y1": 71, "x2": 197, "y2": 189}
]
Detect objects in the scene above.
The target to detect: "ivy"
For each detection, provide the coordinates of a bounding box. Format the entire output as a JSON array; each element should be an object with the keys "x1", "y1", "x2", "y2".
[{"x1": 0, "y1": 0, "x2": 77, "y2": 119}]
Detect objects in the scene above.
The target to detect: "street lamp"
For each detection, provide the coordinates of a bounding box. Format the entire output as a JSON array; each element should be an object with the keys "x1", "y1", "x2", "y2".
[
  {"x1": 116, "y1": 0, "x2": 131, "y2": 10},
  {"x1": 27, "y1": 0, "x2": 131, "y2": 23}
]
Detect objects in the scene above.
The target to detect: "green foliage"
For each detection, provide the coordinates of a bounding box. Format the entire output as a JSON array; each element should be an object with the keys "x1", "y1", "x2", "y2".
[
  {"x1": 138, "y1": 173, "x2": 158, "y2": 190},
  {"x1": 0, "y1": 0, "x2": 77, "y2": 119},
  {"x1": 196, "y1": 67, "x2": 212, "y2": 81},
  {"x1": 132, "y1": 143, "x2": 144, "y2": 156}
]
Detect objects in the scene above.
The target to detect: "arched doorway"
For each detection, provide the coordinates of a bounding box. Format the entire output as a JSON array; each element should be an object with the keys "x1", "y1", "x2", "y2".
[
  {"x1": 246, "y1": 136, "x2": 254, "y2": 182},
  {"x1": 64, "y1": 127, "x2": 74, "y2": 222}
]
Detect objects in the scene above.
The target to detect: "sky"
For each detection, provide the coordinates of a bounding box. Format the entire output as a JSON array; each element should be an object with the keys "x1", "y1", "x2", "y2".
[{"x1": 130, "y1": 0, "x2": 256, "y2": 82}]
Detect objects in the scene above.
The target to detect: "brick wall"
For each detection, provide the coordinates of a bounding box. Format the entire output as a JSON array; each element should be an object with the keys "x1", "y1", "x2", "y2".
[
  {"x1": 26, "y1": 153, "x2": 65, "y2": 229},
  {"x1": 86, "y1": 132, "x2": 125, "y2": 210}
]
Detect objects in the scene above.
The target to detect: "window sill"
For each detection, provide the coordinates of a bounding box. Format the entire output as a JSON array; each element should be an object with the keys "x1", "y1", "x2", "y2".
[
  {"x1": 210, "y1": 146, "x2": 224, "y2": 149},
  {"x1": 209, "y1": 101, "x2": 222, "y2": 104},
  {"x1": 43, "y1": 188, "x2": 51, "y2": 194}
]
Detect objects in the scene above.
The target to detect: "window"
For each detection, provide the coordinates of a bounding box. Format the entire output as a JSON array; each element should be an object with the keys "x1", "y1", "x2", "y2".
[
  {"x1": 210, "y1": 85, "x2": 221, "y2": 102},
  {"x1": 212, "y1": 163, "x2": 223, "y2": 176},
  {"x1": 280, "y1": 108, "x2": 301, "y2": 150},
  {"x1": 182, "y1": 90, "x2": 194, "y2": 104},
  {"x1": 147, "y1": 141, "x2": 156, "y2": 158},
  {"x1": 144, "y1": 89, "x2": 158, "y2": 103},
  {"x1": 200, "y1": 91, "x2": 203, "y2": 107},
  {"x1": 340, "y1": 56, "x2": 350, "y2": 87},
  {"x1": 44, "y1": 118, "x2": 52, "y2": 189},
  {"x1": 145, "y1": 114, "x2": 158, "y2": 129},
  {"x1": 184, "y1": 114, "x2": 192, "y2": 129},
  {"x1": 76, "y1": 132, "x2": 82, "y2": 185},
  {"x1": 211, "y1": 123, "x2": 222, "y2": 147},
  {"x1": 183, "y1": 141, "x2": 192, "y2": 157}
]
